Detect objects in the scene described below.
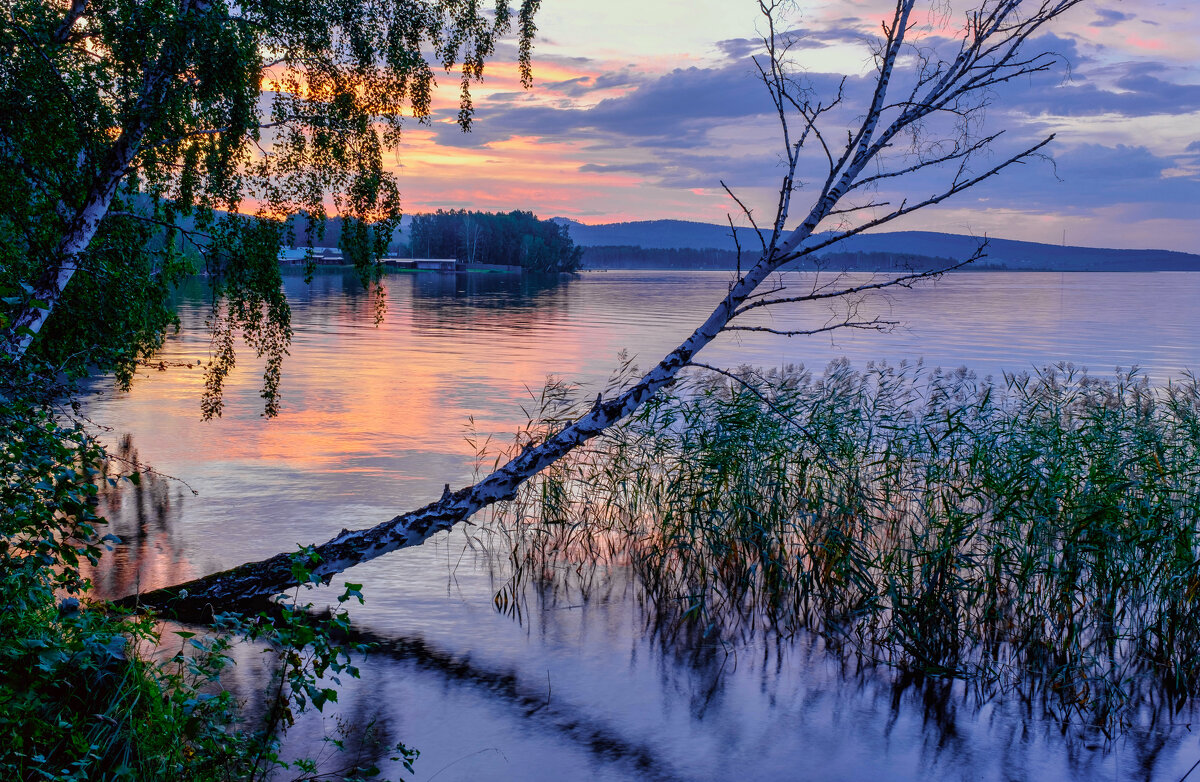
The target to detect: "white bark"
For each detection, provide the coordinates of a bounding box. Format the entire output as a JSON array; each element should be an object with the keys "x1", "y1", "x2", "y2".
[
  {"x1": 4, "y1": 1, "x2": 205, "y2": 360},
  {"x1": 8, "y1": 166, "x2": 129, "y2": 358},
  {"x1": 53, "y1": 0, "x2": 89, "y2": 44},
  {"x1": 116, "y1": 0, "x2": 1086, "y2": 616}
]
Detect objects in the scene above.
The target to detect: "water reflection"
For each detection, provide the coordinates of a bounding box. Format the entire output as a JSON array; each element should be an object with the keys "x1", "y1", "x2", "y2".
[
  {"x1": 91, "y1": 461, "x2": 1200, "y2": 782},
  {"x1": 409, "y1": 269, "x2": 573, "y2": 305},
  {"x1": 408, "y1": 273, "x2": 575, "y2": 338},
  {"x1": 86, "y1": 436, "x2": 196, "y2": 598},
  {"x1": 79, "y1": 270, "x2": 1200, "y2": 780},
  {"x1": 284, "y1": 582, "x2": 1187, "y2": 782}
]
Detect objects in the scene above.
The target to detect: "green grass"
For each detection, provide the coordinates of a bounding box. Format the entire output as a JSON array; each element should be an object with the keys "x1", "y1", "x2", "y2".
[{"x1": 485, "y1": 361, "x2": 1200, "y2": 728}]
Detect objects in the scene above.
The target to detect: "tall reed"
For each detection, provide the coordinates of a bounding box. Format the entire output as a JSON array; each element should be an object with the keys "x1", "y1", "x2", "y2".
[{"x1": 483, "y1": 362, "x2": 1200, "y2": 727}]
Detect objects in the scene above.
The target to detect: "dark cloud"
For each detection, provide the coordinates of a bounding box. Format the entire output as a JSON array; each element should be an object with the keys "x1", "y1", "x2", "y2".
[
  {"x1": 593, "y1": 71, "x2": 641, "y2": 90},
  {"x1": 716, "y1": 37, "x2": 761, "y2": 59},
  {"x1": 482, "y1": 91, "x2": 528, "y2": 102},
  {"x1": 579, "y1": 149, "x2": 788, "y2": 190},
  {"x1": 544, "y1": 75, "x2": 594, "y2": 94},
  {"x1": 776, "y1": 140, "x2": 1200, "y2": 225},
  {"x1": 1091, "y1": 8, "x2": 1135, "y2": 28},
  {"x1": 716, "y1": 25, "x2": 868, "y2": 60},
  {"x1": 1049, "y1": 146, "x2": 1200, "y2": 219},
  {"x1": 575, "y1": 63, "x2": 776, "y2": 134},
  {"x1": 995, "y1": 56, "x2": 1200, "y2": 118},
  {"x1": 541, "y1": 69, "x2": 645, "y2": 99},
  {"x1": 793, "y1": 26, "x2": 873, "y2": 47},
  {"x1": 919, "y1": 144, "x2": 1200, "y2": 219},
  {"x1": 433, "y1": 59, "x2": 796, "y2": 150},
  {"x1": 422, "y1": 27, "x2": 1198, "y2": 228},
  {"x1": 452, "y1": 30, "x2": 1165, "y2": 157}
]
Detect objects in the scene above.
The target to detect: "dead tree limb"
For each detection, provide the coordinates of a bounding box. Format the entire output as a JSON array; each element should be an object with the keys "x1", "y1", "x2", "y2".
[{"x1": 116, "y1": 0, "x2": 1085, "y2": 616}]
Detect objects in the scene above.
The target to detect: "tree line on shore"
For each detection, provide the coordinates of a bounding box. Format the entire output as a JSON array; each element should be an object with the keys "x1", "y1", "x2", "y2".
[
  {"x1": 1, "y1": 0, "x2": 1098, "y2": 777},
  {"x1": 407, "y1": 210, "x2": 582, "y2": 272},
  {"x1": 283, "y1": 210, "x2": 583, "y2": 273}
]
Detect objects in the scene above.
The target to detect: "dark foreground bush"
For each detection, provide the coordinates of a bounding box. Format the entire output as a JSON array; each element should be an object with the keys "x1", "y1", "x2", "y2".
[{"x1": 1, "y1": 399, "x2": 416, "y2": 781}]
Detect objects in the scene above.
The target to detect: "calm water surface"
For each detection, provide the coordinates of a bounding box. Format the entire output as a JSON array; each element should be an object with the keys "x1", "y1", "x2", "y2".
[{"x1": 83, "y1": 270, "x2": 1200, "y2": 781}]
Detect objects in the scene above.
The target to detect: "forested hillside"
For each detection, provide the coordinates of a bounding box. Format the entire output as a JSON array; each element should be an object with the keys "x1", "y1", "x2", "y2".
[{"x1": 408, "y1": 210, "x2": 582, "y2": 272}]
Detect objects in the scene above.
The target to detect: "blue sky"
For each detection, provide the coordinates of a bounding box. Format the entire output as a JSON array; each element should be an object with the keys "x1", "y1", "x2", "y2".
[{"x1": 393, "y1": 0, "x2": 1200, "y2": 252}]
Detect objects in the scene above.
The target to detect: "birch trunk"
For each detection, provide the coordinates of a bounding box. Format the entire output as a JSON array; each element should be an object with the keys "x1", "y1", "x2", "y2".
[
  {"x1": 113, "y1": 248, "x2": 797, "y2": 615},
  {"x1": 7, "y1": 144, "x2": 139, "y2": 357},
  {"x1": 111, "y1": 0, "x2": 1083, "y2": 617},
  {"x1": 4, "y1": 9, "x2": 189, "y2": 360}
]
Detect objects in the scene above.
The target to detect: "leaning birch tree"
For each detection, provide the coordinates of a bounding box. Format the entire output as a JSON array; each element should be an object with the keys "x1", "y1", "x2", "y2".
[
  {"x1": 119, "y1": 0, "x2": 1085, "y2": 614},
  {"x1": 0, "y1": 0, "x2": 540, "y2": 413}
]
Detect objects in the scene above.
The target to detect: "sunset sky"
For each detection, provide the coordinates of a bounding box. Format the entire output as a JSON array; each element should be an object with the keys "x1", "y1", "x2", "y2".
[{"x1": 392, "y1": 0, "x2": 1199, "y2": 253}]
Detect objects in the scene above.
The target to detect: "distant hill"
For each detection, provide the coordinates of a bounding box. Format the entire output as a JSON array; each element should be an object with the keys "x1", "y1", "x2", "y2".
[
  {"x1": 831, "y1": 232, "x2": 1200, "y2": 272},
  {"x1": 579, "y1": 245, "x2": 1005, "y2": 273},
  {"x1": 553, "y1": 218, "x2": 1200, "y2": 272},
  {"x1": 552, "y1": 218, "x2": 745, "y2": 251}
]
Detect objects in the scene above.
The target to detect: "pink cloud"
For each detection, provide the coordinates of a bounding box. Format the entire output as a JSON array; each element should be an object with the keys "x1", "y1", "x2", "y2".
[{"x1": 1124, "y1": 34, "x2": 1168, "y2": 52}]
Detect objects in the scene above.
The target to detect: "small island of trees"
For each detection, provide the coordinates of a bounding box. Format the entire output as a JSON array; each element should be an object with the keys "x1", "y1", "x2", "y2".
[{"x1": 407, "y1": 210, "x2": 582, "y2": 273}]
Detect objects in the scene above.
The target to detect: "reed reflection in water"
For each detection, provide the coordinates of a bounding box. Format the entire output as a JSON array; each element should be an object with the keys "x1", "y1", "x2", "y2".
[{"x1": 82, "y1": 269, "x2": 1200, "y2": 780}]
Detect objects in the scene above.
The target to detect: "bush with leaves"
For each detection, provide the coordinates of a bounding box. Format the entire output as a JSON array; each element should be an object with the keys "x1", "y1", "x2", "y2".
[{"x1": 0, "y1": 397, "x2": 416, "y2": 780}]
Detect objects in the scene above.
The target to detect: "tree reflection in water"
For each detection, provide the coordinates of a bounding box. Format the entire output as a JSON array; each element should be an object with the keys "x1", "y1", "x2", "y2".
[
  {"x1": 87, "y1": 435, "x2": 196, "y2": 599},
  {"x1": 86, "y1": 410, "x2": 1200, "y2": 780}
]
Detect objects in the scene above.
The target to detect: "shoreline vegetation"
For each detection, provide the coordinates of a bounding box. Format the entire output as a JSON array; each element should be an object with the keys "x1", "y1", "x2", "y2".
[
  {"x1": 575, "y1": 245, "x2": 1200, "y2": 272},
  {"x1": 281, "y1": 210, "x2": 582, "y2": 275},
  {"x1": 8, "y1": 357, "x2": 1200, "y2": 777},
  {"x1": 0, "y1": 399, "x2": 416, "y2": 781},
  {"x1": 4, "y1": 0, "x2": 1193, "y2": 774},
  {"x1": 276, "y1": 234, "x2": 1200, "y2": 274},
  {"x1": 555, "y1": 220, "x2": 1200, "y2": 272},
  {"x1": 485, "y1": 361, "x2": 1200, "y2": 730}
]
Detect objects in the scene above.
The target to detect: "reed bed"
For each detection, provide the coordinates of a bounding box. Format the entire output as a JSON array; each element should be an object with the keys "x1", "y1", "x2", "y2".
[{"x1": 483, "y1": 361, "x2": 1200, "y2": 727}]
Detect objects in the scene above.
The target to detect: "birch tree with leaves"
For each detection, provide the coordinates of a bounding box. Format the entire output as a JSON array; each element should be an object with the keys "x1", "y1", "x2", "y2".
[
  {"x1": 0, "y1": 0, "x2": 540, "y2": 411},
  {"x1": 117, "y1": 0, "x2": 1086, "y2": 615}
]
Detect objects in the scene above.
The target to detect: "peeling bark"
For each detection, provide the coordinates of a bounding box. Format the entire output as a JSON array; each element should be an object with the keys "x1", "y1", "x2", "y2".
[
  {"x1": 4, "y1": 4, "x2": 200, "y2": 360},
  {"x1": 8, "y1": 134, "x2": 142, "y2": 358},
  {"x1": 114, "y1": 277, "x2": 760, "y2": 613}
]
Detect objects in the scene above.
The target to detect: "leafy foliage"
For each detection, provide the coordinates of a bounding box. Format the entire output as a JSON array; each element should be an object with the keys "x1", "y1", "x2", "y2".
[
  {"x1": 0, "y1": 0, "x2": 540, "y2": 412},
  {"x1": 409, "y1": 209, "x2": 582, "y2": 272},
  {"x1": 490, "y1": 363, "x2": 1200, "y2": 728},
  {"x1": 1, "y1": 0, "x2": 545, "y2": 772},
  {"x1": 0, "y1": 398, "x2": 416, "y2": 779}
]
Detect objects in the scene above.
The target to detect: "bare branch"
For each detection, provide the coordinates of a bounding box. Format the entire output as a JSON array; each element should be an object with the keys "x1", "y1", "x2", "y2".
[
  {"x1": 721, "y1": 180, "x2": 767, "y2": 256},
  {"x1": 790, "y1": 137, "x2": 1052, "y2": 262},
  {"x1": 848, "y1": 131, "x2": 1004, "y2": 192},
  {"x1": 115, "y1": 0, "x2": 1084, "y2": 614},
  {"x1": 724, "y1": 319, "x2": 897, "y2": 337},
  {"x1": 726, "y1": 213, "x2": 745, "y2": 278},
  {"x1": 825, "y1": 201, "x2": 891, "y2": 218},
  {"x1": 736, "y1": 246, "x2": 986, "y2": 317}
]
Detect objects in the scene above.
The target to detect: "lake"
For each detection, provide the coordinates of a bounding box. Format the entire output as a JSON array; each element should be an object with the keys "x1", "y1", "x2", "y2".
[{"x1": 83, "y1": 269, "x2": 1200, "y2": 781}]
